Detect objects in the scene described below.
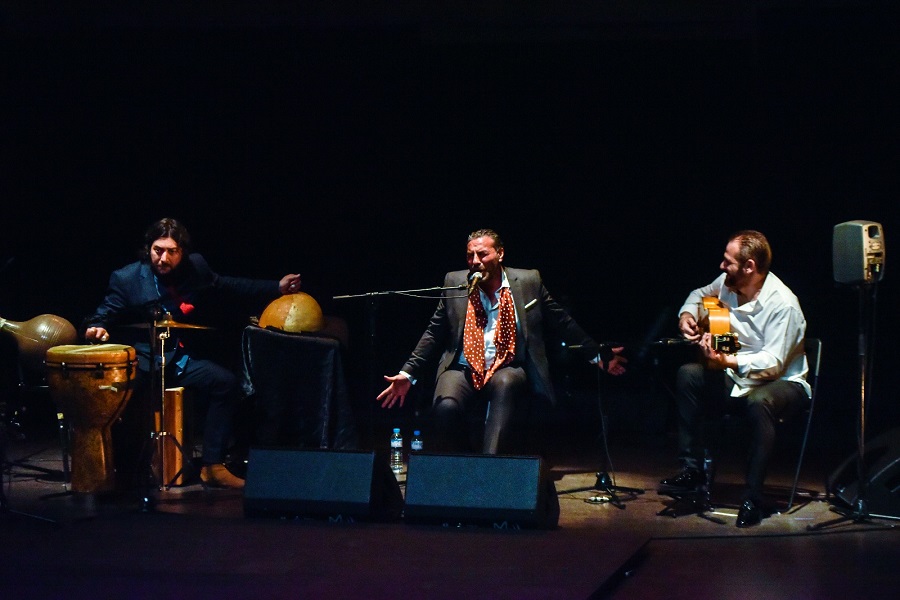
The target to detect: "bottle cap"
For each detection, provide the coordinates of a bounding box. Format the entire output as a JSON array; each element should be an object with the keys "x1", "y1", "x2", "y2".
[
  {"x1": 393, "y1": 428, "x2": 400, "y2": 433},
  {"x1": 413, "y1": 430, "x2": 421, "y2": 435}
]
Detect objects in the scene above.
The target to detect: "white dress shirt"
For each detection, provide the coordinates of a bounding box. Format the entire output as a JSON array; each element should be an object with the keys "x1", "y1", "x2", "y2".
[{"x1": 678, "y1": 272, "x2": 811, "y2": 398}]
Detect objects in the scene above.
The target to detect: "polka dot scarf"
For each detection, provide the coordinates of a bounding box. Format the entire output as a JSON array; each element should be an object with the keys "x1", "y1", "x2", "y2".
[{"x1": 463, "y1": 285, "x2": 517, "y2": 390}]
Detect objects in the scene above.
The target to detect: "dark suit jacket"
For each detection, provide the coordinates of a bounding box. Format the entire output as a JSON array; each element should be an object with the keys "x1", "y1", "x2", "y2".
[
  {"x1": 85, "y1": 253, "x2": 280, "y2": 371},
  {"x1": 401, "y1": 267, "x2": 601, "y2": 405}
]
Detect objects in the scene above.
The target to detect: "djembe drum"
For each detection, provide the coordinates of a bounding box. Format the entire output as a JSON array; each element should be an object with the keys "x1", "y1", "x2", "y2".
[{"x1": 45, "y1": 344, "x2": 138, "y2": 493}]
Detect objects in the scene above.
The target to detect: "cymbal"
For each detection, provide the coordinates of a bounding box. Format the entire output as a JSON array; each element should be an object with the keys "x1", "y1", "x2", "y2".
[{"x1": 123, "y1": 318, "x2": 214, "y2": 330}]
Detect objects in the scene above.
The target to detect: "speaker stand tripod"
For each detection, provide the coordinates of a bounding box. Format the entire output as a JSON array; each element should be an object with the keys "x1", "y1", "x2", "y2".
[{"x1": 809, "y1": 282, "x2": 895, "y2": 531}]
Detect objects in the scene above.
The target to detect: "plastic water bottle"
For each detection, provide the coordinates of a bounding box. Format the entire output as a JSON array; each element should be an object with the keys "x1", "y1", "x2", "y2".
[
  {"x1": 411, "y1": 430, "x2": 423, "y2": 453},
  {"x1": 390, "y1": 428, "x2": 403, "y2": 474},
  {"x1": 703, "y1": 451, "x2": 714, "y2": 489}
]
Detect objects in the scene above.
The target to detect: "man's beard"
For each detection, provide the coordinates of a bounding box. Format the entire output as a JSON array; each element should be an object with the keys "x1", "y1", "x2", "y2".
[{"x1": 154, "y1": 262, "x2": 185, "y2": 285}]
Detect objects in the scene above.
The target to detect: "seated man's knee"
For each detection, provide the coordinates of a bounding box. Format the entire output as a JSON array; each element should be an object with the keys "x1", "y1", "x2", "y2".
[
  {"x1": 676, "y1": 362, "x2": 705, "y2": 389},
  {"x1": 485, "y1": 367, "x2": 527, "y2": 398},
  {"x1": 744, "y1": 389, "x2": 777, "y2": 424},
  {"x1": 433, "y1": 397, "x2": 461, "y2": 419}
]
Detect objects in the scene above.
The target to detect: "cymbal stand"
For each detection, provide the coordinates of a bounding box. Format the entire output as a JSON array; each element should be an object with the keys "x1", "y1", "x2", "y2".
[
  {"x1": 154, "y1": 324, "x2": 194, "y2": 490},
  {"x1": 139, "y1": 321, "x2": 199, "y2": 512}
]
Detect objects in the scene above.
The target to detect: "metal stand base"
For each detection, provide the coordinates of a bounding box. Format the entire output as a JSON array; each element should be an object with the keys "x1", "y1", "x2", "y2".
[
  {"x1": 1, "y1": 415, "x2": 59, "y2": 524},
  {"x1": 585, "y1": 471, "x2": 645, "y2": 509}
]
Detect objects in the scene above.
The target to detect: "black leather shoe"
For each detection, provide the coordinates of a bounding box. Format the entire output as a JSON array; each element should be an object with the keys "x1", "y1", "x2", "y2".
[
  {"x1": 659, "y1": 468, "x2": 703, "y2": 489},
  {"x1": 736, "y1": 499, "x2": 764, "y2": 528}
]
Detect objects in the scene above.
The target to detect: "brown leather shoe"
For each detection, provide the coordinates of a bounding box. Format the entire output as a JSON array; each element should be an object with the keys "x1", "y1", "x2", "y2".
[{"x1": 201, "y1": 463, "x2": 245, "y2": 489}]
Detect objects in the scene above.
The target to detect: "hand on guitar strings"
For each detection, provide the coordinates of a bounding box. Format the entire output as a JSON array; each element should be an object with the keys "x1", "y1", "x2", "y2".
[{"x1": 678, "y1": 312, "x2": 701, "y2": 341}]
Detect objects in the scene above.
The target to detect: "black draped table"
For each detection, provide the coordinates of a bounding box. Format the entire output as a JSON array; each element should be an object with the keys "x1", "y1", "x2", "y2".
[{"x1": 241, "y1": 325, "x2": 358, "y2": 450}]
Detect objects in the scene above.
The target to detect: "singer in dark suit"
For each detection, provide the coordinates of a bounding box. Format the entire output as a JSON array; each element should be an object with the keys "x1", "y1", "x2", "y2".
[
  {"x1": 84, "y1": 217, "x2": 301, "y2": 489},
  {"x1": 378, "y1": 228, "x2": 626, "y2": 454}
]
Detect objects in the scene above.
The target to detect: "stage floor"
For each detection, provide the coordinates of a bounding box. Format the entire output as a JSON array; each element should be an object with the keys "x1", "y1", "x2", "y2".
[{"x1": 2, "y1": 423, "x2": 898, "y2": 599}]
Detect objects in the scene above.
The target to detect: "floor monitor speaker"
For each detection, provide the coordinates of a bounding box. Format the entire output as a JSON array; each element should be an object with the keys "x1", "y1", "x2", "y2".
[
  {"x1": 828, "y1": 427, "x2": 900, "y2": 519},
  {"x1": 243, "y1": 448, "x2": 403, "y2": 522},
  {"x1": 403, "y1": 453, "x2": 559, "y2": 529}
]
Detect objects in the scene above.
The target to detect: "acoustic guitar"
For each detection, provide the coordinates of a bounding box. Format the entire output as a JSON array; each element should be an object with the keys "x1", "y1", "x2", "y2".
[{"x1": 698, "y1": 296, "x2": 741, "y2": 354}]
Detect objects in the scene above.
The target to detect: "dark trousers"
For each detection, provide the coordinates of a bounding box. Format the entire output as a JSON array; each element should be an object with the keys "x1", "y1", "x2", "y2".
[
  {"x1": 431, "y1": 366, "x2": 527, "y2": 454},
  {"x1": 167, "y1": 358, "x2": 240, "y2": 465},
  {"x1": 674, "y1": 362, "x2": 808, "y2": 502},
  {"x1": 112, "y1": 357, "x2": 240, "y2": 488}
]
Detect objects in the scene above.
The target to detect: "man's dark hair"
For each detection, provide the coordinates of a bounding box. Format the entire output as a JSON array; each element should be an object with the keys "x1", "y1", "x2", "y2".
[
  {"x1": 141, "y1": 217, "x2": 192, "y2": 260},
  {"x1": 468, "y1": 228, "x2": 504, "y2": 251}
]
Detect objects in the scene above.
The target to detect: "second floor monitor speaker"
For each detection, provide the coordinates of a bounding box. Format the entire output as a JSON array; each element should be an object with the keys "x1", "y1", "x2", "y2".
[
  {"x1": 403, "y1": 453, "x2": 559, "y2": 529},
  {"x1": 833, "y1": 220, "x2": 886, "y2": 284}
]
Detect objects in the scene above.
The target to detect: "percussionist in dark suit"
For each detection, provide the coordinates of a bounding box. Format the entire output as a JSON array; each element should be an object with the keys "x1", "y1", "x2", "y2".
[
  {"x1": 377, "y1": 228, "x2": 627, "y2": 454},
  {"x1": 84, "y1": 217, "x2": 301, "y2": 489}
]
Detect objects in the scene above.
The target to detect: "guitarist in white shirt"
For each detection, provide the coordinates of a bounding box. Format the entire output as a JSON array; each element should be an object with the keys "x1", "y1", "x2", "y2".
[{"x1": 660, "y1": 230, "x2": 810, "y2": 527}]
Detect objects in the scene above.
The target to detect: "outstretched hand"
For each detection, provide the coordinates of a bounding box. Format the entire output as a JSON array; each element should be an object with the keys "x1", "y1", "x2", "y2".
[
  {"x1": 604, "y1": 346, "x2": 628, "y2": 376},
  {"x1": 377, "y1": 374, "x2": 411, "y2": 408}
]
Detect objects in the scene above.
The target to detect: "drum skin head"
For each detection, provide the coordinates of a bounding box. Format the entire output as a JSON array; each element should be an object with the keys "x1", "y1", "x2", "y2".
[{"x1": 46, "y1": 344, "x2": 137, "y2": 365}]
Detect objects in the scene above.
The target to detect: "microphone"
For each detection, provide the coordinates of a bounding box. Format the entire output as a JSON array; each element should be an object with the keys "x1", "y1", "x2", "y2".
[{"x1": 467, "y1": 271, "x2": 484, "y2": 295}]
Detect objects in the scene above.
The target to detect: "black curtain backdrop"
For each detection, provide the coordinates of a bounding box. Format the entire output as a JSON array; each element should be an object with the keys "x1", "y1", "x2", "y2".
[{"x1": 3, "y1": 4, "x2": 898, "y2": 452}]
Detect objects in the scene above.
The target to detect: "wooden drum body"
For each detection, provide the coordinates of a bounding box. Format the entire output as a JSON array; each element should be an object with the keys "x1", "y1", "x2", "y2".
[{"x1": 45, "y1": 344, "x2": 138, "y2": 493}]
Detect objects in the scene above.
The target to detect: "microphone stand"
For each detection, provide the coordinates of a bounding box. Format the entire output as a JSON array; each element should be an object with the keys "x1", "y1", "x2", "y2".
[
  {"x1": 584, "y1": 405, "x2": 646, "y2": 509},
  {"x1": 333, "y1": 283, "x2": 467, "y2": 440},
  {"x1": 558, "y1": 345, "x2": 645, "y2": 509},
  {"x1": 333, "y1": 283, "x2": 469, "y2": 302},
  {"x1": 586, "y1": 471, "x2": 645, "y2": 510}
]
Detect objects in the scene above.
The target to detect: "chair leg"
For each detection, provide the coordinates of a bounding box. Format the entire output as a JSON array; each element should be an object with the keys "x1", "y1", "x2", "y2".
[{"x1": 787, "y1": 405, "x2": 815, "y2": 510}]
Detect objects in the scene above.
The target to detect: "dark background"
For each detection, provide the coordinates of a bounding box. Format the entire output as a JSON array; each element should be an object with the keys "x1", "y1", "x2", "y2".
[{"x1": 2, "y1": 2, "x2": 898, "y2": 457}]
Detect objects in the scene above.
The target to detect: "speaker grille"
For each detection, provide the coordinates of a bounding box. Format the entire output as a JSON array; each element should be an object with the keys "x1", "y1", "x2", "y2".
[
  {"x1": 404, "y1": 453, "x2": 558, "y2": 529},
  {"x1": 243, "y1": 448, "x2": 403, "y2": 522}
]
